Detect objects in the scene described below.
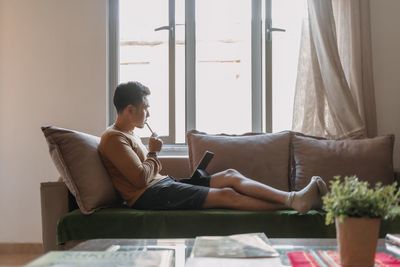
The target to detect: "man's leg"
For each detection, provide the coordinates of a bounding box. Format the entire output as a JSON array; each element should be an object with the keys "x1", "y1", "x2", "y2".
[
  {"x1": 210, "y1": 169, "x2": 288, "y2": 203},
  {"x1": 202, "y1": 187, "x2": 285, "y2": 211},
  {"x1": 209, "y1": 169, "x2": 327, "y2": 213}
]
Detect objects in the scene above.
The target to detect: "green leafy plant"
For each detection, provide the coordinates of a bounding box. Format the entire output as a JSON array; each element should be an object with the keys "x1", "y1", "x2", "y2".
[{"x1": 323, "y1": 176, "x2": 400, "y2": 225}]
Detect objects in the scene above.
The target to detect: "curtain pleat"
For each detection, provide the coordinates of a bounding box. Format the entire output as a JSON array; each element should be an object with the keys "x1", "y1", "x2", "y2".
[{"x1": 292, "y1": 0, "x2": 376, "y2": 139}]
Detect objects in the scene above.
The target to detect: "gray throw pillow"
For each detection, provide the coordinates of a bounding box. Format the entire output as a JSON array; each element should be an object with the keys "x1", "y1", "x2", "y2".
[
  {"x1": 291, "y1": 134, "x2": 395, "y2": 190},
  {"x1": 42, "y1": 126, "x2": 118, "y2": 214},
  {"x1": 187, "y1": 130, "x2": 291, "y2": 191}
]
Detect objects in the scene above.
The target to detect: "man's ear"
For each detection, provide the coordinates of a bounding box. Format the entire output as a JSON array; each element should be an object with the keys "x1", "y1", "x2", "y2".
[
  {"x1": 121, "y1": 104, "x2": 135, "y2": 116},
  {"x1": 127, "y1": 104, "x2": 137, "y2": 114}
]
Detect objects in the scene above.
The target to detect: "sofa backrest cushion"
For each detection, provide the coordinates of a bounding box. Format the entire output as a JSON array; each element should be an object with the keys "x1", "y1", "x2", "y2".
[
  {"x1": 41, "y1": 126, "x2": 118, "y2": 214},
  {"x1": 187, "y1": 130, "x2": 291, "y2": 191},
  {"x1": 291, "y1": 134, "x2": 395, "y2": 190}
]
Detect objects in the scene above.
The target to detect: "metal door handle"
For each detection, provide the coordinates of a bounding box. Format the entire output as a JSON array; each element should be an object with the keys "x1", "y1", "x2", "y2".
[
  {"x1": 266, "y1": 23, "x2": 286, "y2": 41},
  {"x1": 154, "y1": 25, "x2": 173, "y2": 31},
  {"x1": 154, "y1": 24, "x2": 184, "y2": 32},
  {"x1": 268, "y1": 27, "x2": 286, "y2": 33}
]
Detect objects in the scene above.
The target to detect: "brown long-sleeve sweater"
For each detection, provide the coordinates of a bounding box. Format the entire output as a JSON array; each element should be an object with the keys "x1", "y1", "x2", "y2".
[{"x1": 98, "y1": 126, "x2": 166, "y2": 206}]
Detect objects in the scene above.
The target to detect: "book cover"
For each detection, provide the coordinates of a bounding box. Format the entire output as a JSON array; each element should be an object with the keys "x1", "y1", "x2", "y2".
[
  {"x1": 386, "y1": 233, "x2": 400, "y2": 247},
  {"x1": 106, "y1": 244, "x2": 186, "y2": 267},
  {"x1": 191, "y1": 232, "x2": 279, "y2": 258},
  {"x1": 26, "y1": 250, "x2": 173, "y2": 267},
  {"x1": 287, "y1": 250, "x2": 400, "y2": 267}
]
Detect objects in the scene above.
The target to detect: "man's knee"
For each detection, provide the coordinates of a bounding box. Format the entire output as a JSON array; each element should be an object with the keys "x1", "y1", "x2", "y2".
[
  {"x1": 222, "y1": 169, "x2": 247, "y2": 186},
  {"x1": 210, "y1": 169, "x2": 245, "y2": 189},
  {"x1": 223, "y1": 168, "x2": 241, "y2": 178}
]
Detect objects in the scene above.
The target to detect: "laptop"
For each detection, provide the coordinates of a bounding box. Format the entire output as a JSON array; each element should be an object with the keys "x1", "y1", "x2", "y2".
[{"x1": 191, "y1": 151, "x2": 214, "y2": 178}]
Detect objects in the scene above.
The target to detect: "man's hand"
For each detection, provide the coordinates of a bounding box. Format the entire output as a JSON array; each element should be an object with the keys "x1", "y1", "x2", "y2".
[{"x1": 148, "y1": 135, "x2": 163, "y2": 153}]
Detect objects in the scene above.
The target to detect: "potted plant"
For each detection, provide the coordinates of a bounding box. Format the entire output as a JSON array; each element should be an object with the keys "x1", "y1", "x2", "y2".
[{"x1": 323, "y1": 175, "x2": 400, "y2": 267}]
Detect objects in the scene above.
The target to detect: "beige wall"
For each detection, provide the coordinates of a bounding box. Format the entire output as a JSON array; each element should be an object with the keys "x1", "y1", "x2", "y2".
[
  {"x1": 0, "y1": 0, "x2": 399, "y2": 243},
  {"x1": 370, "y1": 0, "x2": 400, "y2": 170},
  {"x1": 0, "y1": 0, "x2": 107, "y2": 242}
]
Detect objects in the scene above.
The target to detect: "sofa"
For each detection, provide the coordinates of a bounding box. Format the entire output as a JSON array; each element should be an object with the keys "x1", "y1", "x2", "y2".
[{"x1": 40, "y1": 126, "x2": 400, "y2": 252}]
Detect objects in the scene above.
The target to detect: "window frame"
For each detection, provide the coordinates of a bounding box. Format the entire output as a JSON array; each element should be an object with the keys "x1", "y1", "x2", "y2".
[
  {"x1": 107, "y1": 0, "x2": 119, "y2": 126},
  {"x1": 265, "y1": 0, "x2": 273, "y2": 133},
  {"x1": 185, "y1": 0, "x2": 264, "y2": 134},
  {"x1": 107, "y1": 0, "x2": 272, "y2": 150}
]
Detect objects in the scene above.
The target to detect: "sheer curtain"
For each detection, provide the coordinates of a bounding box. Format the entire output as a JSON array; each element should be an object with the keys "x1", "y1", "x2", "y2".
[{"x1": 292, "y1": 0, "x2": 377, "y2": 139}]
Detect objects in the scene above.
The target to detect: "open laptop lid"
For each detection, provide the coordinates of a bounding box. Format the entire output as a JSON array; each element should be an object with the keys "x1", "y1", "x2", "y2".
[{"x1": 191, "y1": 151, "x2": 214, "y2": 178}]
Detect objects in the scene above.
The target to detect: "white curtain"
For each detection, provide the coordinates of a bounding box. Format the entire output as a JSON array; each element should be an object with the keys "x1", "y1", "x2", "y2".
[{"x1": 292, "y1": 0, "x2": 377, "y2": 139}]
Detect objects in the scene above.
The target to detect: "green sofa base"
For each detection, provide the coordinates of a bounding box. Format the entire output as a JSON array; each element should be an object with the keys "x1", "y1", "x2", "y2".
[{"x1": 57, "y1": 208, "x2": 400, "y2": 245}]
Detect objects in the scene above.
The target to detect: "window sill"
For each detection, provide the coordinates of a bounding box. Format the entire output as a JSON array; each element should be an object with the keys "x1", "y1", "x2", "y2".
[{"x1": 159, "y1": 144, "x2": 188, "y2": 157}]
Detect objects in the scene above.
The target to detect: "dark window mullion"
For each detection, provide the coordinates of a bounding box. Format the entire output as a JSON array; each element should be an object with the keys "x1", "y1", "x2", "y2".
[
  {"x1": 166, "y1": 0, "x2": 176, "y2": 144},
  {"x1": 264, "y1": 0, "x2": 273, "y2": 133},
  {"x1": 252, "y1": 0, "x2": 263, "y2": 133},
  {"x1": 185, "y1": 0, "x2": 196, "y2": 139},
  {"x1": 107, "y1": 0, "x2": 119, "y2": 126}
]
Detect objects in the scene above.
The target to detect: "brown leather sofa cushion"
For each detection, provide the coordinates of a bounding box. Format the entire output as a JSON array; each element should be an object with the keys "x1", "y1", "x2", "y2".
[
  {"x1": 41, "y1": 126, "x2": 118, "y2": 214},
  {"x1": 187, "y1": 130, "x2": 291, "y2": 191},
  {"x1": 292, "y1": 134, "x2": 395, "y2": 190}
]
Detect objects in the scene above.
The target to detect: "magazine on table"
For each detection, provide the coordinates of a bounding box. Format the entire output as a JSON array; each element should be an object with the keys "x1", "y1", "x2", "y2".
[
  {"x1": 106, "y1": 244, "x2": 186, "y2": 267},
  {"x1": 386, "y1": 233, "x2": 400, "y2": 247},
  {"x1": 190, "y1": 232, "x2": 279, "y2": 258},
  {"x1": 385, "y1": 233, "x2": 400, "y2": 256},
  {"x1": 26, "y1": 250, "x2": 173, "y2": 267}
]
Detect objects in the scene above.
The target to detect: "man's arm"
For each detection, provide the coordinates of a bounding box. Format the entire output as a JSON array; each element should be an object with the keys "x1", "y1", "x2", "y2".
[{"x1": 101, "y1": 133, "x2": 162, "y2": 189}]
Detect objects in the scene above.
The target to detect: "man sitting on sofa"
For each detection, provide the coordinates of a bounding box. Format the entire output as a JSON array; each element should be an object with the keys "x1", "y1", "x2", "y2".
[{"x1": 99, "y1": 81, "x2": 328, "y2": 213}]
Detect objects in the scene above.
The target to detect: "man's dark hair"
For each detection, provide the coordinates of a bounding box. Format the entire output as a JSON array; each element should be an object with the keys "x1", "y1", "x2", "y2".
[{"x1": 113, "y1": 81, "x2": 150, "y2": 113}]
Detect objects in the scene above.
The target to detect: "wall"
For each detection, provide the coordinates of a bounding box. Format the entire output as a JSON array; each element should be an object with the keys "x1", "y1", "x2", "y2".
[
  {"x1": 370, "y1": 0, "x2": 400, "y2": 170},
  {"x1": 0, "y1": 0, "x2": 107, "y2": 242}
]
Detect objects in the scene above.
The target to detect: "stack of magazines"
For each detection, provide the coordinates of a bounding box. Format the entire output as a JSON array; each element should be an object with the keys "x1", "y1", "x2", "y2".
[
  {"x1": 191, "y1": 232, "x2": 278, "y2": 258},
  {"x1": 185, "y1": 233, "x2": 283, "y2": 267},
  {"x1": 385, "y1": 233, "x2": 400, "y2": 255}
]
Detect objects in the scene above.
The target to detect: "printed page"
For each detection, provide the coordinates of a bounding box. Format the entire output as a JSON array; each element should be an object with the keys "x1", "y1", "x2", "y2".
[{"x1": 191, "y1": 232, "x2": 279, "y2": 258}]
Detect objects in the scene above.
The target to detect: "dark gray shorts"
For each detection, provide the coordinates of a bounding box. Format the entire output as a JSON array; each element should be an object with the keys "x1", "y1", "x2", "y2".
[{"x1": 132, "y1": 176, "x2": 211, "y2": 210}]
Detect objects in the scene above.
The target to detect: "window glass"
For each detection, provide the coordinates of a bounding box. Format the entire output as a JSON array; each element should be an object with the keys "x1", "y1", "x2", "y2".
[
  {"x1": 271, "y1": 0, "x2": 307, "y2": 132},
  {"x1": 115, "y1": 0, "x2": 306, "y2": 143},
  {"x1": 119, "y1": 0, "x2": 169, "y2": 137},
  {"x1": 195, "y1": 0, "x2": 252, "y2": 134},
  {"x1": 175, "y1": 0, "x2": 186, "y2": 143}
]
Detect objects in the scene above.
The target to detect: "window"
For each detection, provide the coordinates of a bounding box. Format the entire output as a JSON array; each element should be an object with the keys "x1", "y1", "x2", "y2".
[
  {"x1": 109, "y1": 0, "x2": 307, "y2": 144},
  {"x1": 269, "y1": 0, "x2": 308, "y2": 132}
]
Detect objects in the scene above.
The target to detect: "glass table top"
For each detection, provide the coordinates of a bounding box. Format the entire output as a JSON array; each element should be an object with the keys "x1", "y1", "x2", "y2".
[{"x1": 71, "y1": 238, "x2": 397, "y2": 267}]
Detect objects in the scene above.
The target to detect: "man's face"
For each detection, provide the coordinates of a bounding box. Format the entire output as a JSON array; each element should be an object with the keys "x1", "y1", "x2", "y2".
[{"x1": 129, "y1": 97, "x2": 150, "y2": 128}]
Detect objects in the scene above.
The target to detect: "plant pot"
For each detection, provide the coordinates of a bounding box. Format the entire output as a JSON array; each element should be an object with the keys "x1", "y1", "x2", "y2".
[{"x1": 335, "y1": 217, "x2": 381, "y2": 267}]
